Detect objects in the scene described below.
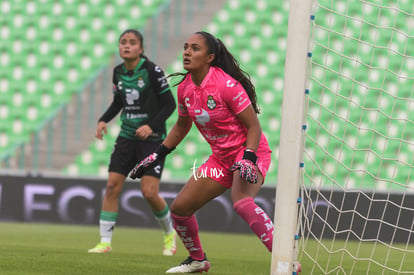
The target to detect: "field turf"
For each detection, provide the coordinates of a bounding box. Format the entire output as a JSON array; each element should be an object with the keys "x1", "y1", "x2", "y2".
[
  {"x1": 0, "y1": 222, "x2": 270, "y2": 275},
  {"x1": 2, "y1": 222, "x2": 412, "y2": 274}
]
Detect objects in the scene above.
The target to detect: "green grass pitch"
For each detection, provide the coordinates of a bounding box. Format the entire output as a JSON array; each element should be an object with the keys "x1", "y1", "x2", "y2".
[
  {"x1": 1, "y1": 222, "x2": 412, "y2": 274},
  {"x1": 0, "y1": 222, "x2": 270, "y2": 275},
  {"x1": 299, "y1": 238, "x2": 414, "y2": 274}
]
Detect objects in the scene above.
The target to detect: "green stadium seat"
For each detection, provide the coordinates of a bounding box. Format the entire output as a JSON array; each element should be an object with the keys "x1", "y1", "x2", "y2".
[
  {"x1": 0, "y1": 0, "x2": 405, "y2": 189},
  {"x1": 0, "y1": 102, "x2": 9, "y2": 121}
]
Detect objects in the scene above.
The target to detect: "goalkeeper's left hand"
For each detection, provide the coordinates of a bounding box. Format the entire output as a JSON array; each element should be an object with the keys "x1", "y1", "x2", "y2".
[{"x1": 230, "y1": 149, "x2": 258, "y2": 184}]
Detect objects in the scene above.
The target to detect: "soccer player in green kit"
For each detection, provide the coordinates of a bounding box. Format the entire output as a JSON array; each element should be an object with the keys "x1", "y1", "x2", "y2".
[{"x1": 88, "y1": 29, "x2": 177, "y2": 256}]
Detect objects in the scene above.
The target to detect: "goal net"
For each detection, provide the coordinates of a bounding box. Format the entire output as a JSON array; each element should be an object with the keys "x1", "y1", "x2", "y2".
[{"x1": 272, "y1": 0, "x2": 414, "y2": 274}]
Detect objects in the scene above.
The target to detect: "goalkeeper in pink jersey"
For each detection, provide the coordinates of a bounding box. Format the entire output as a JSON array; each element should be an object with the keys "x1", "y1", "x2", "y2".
[{"x1": 130, "y1": 31, "x2": 273, "y2": 273}]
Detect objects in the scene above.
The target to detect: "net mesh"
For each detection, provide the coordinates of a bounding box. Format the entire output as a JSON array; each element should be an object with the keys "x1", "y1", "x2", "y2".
[{"x1": 299, "y1": 0, "x2": 414, "y2": 273}]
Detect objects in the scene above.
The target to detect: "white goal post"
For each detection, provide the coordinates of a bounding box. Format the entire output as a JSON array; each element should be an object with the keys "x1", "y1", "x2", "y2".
[
  {"x1": 271, "y1": 0, "x2": 414, "y2": 274},
  {"x1": 271, "y1": 0, "x2": 313, "y2": 274}
]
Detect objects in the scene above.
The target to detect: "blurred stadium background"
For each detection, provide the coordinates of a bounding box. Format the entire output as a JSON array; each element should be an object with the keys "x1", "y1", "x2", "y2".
[
  {"x1": 0, "y1": 0, "x2": 287, "y2": 236},
  {"x1": 1, "y1": 0, "x2": 413, "y2": 221},
  {"x1": 0, "y1": 0, "x2": 285, "y2": 183},
  {"x1": 2, "y1": 0, "x2": 414, "y2": 189},
  {"x1": 1, "y1": 1, "x2": 414, "y2": 274}
]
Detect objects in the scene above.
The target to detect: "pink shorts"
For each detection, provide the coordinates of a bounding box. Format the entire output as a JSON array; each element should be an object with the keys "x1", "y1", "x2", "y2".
[{"x1": 196, "y1": 140, "x2": 272, "y2": 188}]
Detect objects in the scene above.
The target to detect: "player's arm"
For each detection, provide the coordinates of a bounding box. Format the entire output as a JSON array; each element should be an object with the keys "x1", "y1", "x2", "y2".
[
  {"x1": 162, "y1": 115, "x2": 193, "y2": 149},
  {"x1": 98, "y1": 93, "x2": 123, "y2": 123},
  {"x1": 236, "y1": 104, "x2": 262, "y2": 152},
  {"x1": 129, "y1": 115, "x2": 192, "y2": 179},
  {"x1": 136, "y1": 90, "x2": 175, "y2": 139},
  {"x1": 130, "y1": 79, "x2": 190, "y2": 179},
  {"x1": 145, "y1": 63, "x2": 176, "y2": 134},
  {"x1": 99, "y1": 71, "x2": 123, "y2": 125},
  {"x1": 230, "y1": 104, "x2": 262, "y2": 184},
  {"x1": 96, "y1": 94, "x2": 123, "y2": 139},
  {"x1": 222, "y1": 81, "x2": 261, "y2": 151},
  {"x1": 147, "y1": 90, "x2": 176, "y2": 132}
]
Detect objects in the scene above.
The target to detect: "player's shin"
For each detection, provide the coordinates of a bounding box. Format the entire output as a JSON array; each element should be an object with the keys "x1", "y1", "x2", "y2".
[
  {"x1": 234, "y1": 197, "x2": 273, "y2": 252},
  {"x1": 171, "y1": 213, "x2": 205, "y2": 260},
  {"x1": 99, "y1": 211, "x2": 118, "y2": 243}
]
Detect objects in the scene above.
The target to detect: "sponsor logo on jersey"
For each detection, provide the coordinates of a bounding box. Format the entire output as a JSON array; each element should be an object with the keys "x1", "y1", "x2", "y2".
[
  {"x1": 125, "y1": 88, "x2": 139, "y2": 105},
  {"x1": 207, "y1": 95, "x2": 216, "y2": 110},
  {"x1": 238, "y1": 97, "x2": 248, "y2": 107},
  {"x1": 203, "y1": 133, "x2": 228, "y2": 140},
  {"x1": 185, "y1": 97, "x2": 191, "y2": 107},
  {"x1": 154, "y1": 165, "x2": 161, "y2": 174},
  {"x1": 195, "y1": 108, "x2": 210, "y2": 126},
  {"x1": 126, "y1": 113, "x2": 148, "y2": 119},
  {"x1": 226, "y1": 79, "x2": 235, "y2": 87},
  {"x1": 158, "y1": 76, "x2": 168, "y2": 88},
  {"x1": 232, "y1": 90, "x2": 244, "y2": 101}
]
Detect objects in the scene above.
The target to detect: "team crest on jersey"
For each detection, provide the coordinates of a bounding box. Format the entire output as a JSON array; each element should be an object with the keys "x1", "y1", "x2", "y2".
[
  {"x1": 137, "y1": 77, "x2": 145, "y2": 88},
  {"x1": 207, "y1": 95, "x2": 216, "y2": 110}
]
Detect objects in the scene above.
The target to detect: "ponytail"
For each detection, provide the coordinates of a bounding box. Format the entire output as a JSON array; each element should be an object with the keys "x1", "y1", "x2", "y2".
[
  {"x1": 197, "y1": 31, "x2": 260, "y2": 114},
  {"x1": 168, "y1": 31, "x2": 260, "y2": 114}
]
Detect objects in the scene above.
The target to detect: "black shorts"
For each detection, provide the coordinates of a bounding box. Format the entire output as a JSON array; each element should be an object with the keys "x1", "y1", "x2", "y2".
[{"x1": 108, "y1": 136, "x2": 165, "y2": 178}]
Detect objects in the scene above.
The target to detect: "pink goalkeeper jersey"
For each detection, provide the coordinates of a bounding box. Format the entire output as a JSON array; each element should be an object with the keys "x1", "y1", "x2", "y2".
[{"x1": 177, "y1": 66, "x2": 257, "y2": 160}]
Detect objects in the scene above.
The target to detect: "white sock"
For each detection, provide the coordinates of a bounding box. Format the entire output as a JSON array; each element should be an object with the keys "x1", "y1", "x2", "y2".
[
  {"x1": 100, "y1": 220, "x2": 116, "y2": 243},
  {"x1": 154, "y1": 207, "x2": 174, "y2": 234}
]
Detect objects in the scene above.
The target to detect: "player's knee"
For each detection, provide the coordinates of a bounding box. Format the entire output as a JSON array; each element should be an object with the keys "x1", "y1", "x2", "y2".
[
  {"x1": 142, "y1": 188, "x2": 157, "y2": 202},
  {"x1": 170, "y1": 200, "x2": 194, "y2": 216},
  {"x1": 231, "y1": 190, "x2": 253, "y2": 204},
  {"x1": 170, "y1": 201, "x2": 183, "y2": 215},
  {"x1": 231, "y1": 193, "x2": 243, "y2": 204},
  {"x1": 105, "y1": 180, "x2": 122, "y2": 198}
]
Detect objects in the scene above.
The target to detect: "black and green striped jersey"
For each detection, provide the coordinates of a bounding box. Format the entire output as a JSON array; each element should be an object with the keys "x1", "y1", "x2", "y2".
[{"x1": 111, "y1": 58, "x2": 173, "y2": 141}]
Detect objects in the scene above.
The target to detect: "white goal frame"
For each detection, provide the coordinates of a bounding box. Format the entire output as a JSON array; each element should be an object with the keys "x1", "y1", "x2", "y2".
[
  {"x1": 271, "y1": 0, "x2": 313, "y2": 274},
  {"x1": 271, "y1": 0, "x2": 414, "y2": 274}
]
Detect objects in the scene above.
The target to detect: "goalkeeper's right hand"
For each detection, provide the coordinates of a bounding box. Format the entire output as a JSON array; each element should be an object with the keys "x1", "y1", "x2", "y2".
[
  {"x1": 129, "y1": 144, "x2": 175, "y2": 180},
  {"x1": 130, "y1": 152, "x2": 159, "y2": 179}
]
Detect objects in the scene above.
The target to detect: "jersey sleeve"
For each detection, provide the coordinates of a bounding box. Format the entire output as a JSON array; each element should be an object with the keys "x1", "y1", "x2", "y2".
[
  {"x1": 177, "y1": 84, "x2": 189, "y2": 116},
  {"x1": 222, "y1": 81, "x2": 252, "y2": 115},
  {"x1": 98, "y1": 93, "x2": 123, "y2": 123},
  {"x1": 112, "y1": 67, "x2": 120, "y2": 95},
  {"x1": 148, "y1": 63, "x2": 170, "y2": 95}
]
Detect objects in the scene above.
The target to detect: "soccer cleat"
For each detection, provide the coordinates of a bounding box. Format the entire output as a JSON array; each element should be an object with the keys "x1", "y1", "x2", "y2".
[
  {"x1": 163, "y1": 230, "x2": 177, "y2": 256},
  {"x1": 166, "y1": 253, "x2": 210, "y2": 273},
  {"x1": 293, "y1": 261, "x2": 302, "y2": 274},
  {"x1": 88, "y1": 242, "x2": 112, "y2": 253}
]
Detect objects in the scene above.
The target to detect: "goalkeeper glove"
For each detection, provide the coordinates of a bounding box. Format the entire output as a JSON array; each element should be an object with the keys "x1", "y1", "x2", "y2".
[
  {"x1": 230, "y1": 149, "x2": 258, "y2": 184},
  {"x1": 129, "y1": 144, "x2": 175, "y2": 180}
]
